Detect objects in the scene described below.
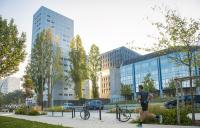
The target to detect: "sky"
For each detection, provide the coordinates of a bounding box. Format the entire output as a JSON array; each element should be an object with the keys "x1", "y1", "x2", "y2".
[{"x1": 0, "y1": 0, "x2": 200, "y2": 79}]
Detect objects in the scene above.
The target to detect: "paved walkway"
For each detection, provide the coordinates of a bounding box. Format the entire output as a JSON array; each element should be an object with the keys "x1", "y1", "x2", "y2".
[{"x1": 0, "y1": 111, "x2": 199, "y2": 128}]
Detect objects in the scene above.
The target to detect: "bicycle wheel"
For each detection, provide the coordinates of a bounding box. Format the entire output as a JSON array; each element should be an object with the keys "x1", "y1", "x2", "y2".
[
  {"x1": 80, "y1": 110, "x2": 90, "y2": 120},
  {"x1": 119, "y1": 109, "x2": 131, "y2": 122}
]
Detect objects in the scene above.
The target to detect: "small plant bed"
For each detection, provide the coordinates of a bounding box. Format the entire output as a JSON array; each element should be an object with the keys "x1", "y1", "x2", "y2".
[
  {"x1": 47, "y1": 106, "x2": 71, "y2": 112},
  {"x1": 131, "y1": 105, "x2": 194, "y2": 126},
  {"x1": 0, "y1": 116, "x2": 70, "y2": 128},
  {"x1": 15, "y1": 105, "x2": 46, "y2": 116}
]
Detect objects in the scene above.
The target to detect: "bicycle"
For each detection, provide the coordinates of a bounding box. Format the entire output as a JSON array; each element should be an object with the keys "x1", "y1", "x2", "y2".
[
  {"x1": 116, "y1": 104, "x2": 131, "y2": 122},
  {"x1": 80, "y1": 105, "x2": 90, "y2": 120}
]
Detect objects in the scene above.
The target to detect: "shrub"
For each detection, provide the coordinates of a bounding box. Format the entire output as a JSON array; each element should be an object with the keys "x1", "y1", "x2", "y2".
[
  {"x1": 15, "y1": 105, "x2": 43, "y2": 116},
  {"x1": 15, "y1": 105, "x2": 28, "y2": 115},
  {"x1": 28, "y1": 109, "x2": 40, "y2": 116},
  {"x1": 132, "y1": 105, "x2": 192, "y2": 125},
  {"x1": 47, "y1": 106, "x2": 63, "y2": 112}
]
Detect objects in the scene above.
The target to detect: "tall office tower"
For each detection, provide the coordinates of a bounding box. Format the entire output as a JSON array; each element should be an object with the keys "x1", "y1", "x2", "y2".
[{"x1": 32, "y1": 6, "x2": 74, "y2": 105}]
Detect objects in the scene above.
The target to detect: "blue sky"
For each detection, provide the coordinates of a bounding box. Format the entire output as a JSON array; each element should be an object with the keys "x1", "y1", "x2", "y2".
[{"x1": 0, "y1": 0, "x2": 200, "y2": 78}]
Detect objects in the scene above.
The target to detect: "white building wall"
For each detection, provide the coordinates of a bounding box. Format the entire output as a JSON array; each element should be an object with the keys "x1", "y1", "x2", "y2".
[
  {"x1": 0, "y1": 77, "x2": 20, "y2": 94},
  {"x1": 32, "y1": 6, "x2": 75, "y2": 102}
]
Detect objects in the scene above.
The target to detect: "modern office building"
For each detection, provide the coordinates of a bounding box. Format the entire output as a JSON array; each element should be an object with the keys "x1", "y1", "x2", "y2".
[
  {"x1": 0, "y1": 77, "x2": 20, "y2": 94},
  {"x1": 120, "y1": 50, "x2": 199, "y2": 98},
  {"x1": 32, "y1": 6, "x2": 74, "y2": 105},
  {"x1": 99, "y1": 46, "x2": 140, "y2": 100}
]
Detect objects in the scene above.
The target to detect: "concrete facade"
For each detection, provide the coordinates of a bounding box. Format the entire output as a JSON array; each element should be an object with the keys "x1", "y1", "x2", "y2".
[
  {"x1": 32, "y1": 6, "x2": 75, "y2": 104},
  {"x1": 99, "y1": 47, "x2": 140, "y2": 100}
]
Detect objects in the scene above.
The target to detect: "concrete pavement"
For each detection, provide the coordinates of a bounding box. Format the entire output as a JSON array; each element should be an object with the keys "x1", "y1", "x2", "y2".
[{"x1": 0, "y1": 111, "x2": 199, "y2": 128}]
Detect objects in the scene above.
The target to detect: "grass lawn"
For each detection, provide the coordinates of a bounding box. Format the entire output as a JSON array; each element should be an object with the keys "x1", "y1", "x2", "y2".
[{"x1": 0, "y1": 116, "x2": 71, "y2": 128}]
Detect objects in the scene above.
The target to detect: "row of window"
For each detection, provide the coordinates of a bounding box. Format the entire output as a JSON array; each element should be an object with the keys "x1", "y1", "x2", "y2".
[
  {"x1": 102, "y1": 89, "x2": 110, "y2": 94},
  {"x1": 59, "y1": 93, "x2": 73, "y2": 96}
]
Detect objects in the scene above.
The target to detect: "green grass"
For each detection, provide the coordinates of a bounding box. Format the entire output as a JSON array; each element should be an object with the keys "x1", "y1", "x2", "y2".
[{"x1": 0, "y1": 116, "x2": 71, "y2": 128}]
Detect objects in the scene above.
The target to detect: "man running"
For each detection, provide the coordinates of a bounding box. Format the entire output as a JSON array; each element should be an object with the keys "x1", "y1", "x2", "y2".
[{"x1": 137, "y1": 85, "x2": 162, "y2": 127}]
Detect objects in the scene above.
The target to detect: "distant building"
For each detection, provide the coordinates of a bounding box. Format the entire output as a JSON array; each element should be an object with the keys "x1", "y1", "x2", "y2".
[
  {"x1": 32, "y1": 6, "x2": 74, "y2": 105},
  {"x1": 0, "y1": 77, "x2": 20, "y2": 94},
  {"x1": 99, "y1": 46, "x2": 141, "y2": 101}
]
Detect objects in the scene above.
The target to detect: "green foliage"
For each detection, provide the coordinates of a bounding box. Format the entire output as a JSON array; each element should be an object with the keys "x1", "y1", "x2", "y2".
[
  {"x1": 0, "y1": 116, "x2": 68, "y2": 128},
  {"x1": 68, "y1": 35, "x2": 87, "y2": 98},
  {"x1": 50, "y1": 43, "x2": 65, "y2": 107},
  {"x1": 88, "y1": 44, "x2": 101, "y2": 98},
  {"x1": 120, "y1": 84, "x2": 132, "y2": 100},
  {"x1": 164, "y1": 79, "x2": 176, "y2": 97},
  {"x1": 0, "y1": 16, "x2": 26, "y2": 78},
  {"x1": 132, "y1": 105, "x2": 192, "y2": 125},
  {"x1": 52, "y1": 43, "x2": 65, "y2": 85},
  {"x1": 194, "y1": 79, "x2": 200, "y2": 87},
  {"x1": 15, "y1": 106, "x2": 27, "y2": 115},
  {"x1": 28, "y1": 109, "x2": 40, "y2": 115},
  {"x1": 30, "y1": 29, "x2": 53, "y2": 107},
  {"x1": 15, "y1": 105, "x2": 41, "y2": 116},
  {"x1": 142, "y1": 73, "x2": 156, "y2": 92},
  {"x1": 0, "y1": 92, "x2": 3, "y2": 106},
  {"x1": 47, "y1": 106, "x2": 64, "y2": 112},
  {"x1": 151, "y1": 8, "x2": 200, "y2": 122},
  {"x1": 22, "y1": 65, "x2": 34, "y2": 98},
  {"x1": 2, "y1": 90, "x2": 24, "y2": 105}
]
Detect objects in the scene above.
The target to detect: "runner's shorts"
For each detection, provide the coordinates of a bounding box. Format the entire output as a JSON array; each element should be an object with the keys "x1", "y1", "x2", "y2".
[{"x1": 141, "y1": 102, "x2": 148, "y2": 111}]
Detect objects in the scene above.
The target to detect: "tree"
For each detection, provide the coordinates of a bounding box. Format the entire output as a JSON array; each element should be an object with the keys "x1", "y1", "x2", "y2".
[
  {"x1": 22, "y1": 64, "x2": 34, "y2": 99},
  {"x1": 164, "y1": 79, "x2": 176, "y2": 97},
  {"x1": 88, "y1": 44, "x2": 101, "y2": 98},
  {"x1": 0, "y1": 16, "x2": 26, "y2": 78},
  {"x1": 0, "y1": 92, "x2": 3, "y2": 107},
  {"x1": 3, "y1": 90, "x2": 24, "y2": 105},
  {"x1": 120, "y1": 84, "x2": 132, "y2": 100},
  {"x1": 149, "y1": 9, "x2": 200, "y2": 122},
  {"x1": 142, "y1": 73, "x2": 156, "y2": 93},
  {"x1": 29, "y1": 29, "x2": 53, "y2": 109},
  {"x1": 68, "y1": 35, "x2": 87, "y2": 99},
  {"x1": 50, "y1": 43, "x2": 65, "y2": 106}
]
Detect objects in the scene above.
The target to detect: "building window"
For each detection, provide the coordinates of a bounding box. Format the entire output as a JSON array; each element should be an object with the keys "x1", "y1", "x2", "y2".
[
  {"x1": 59, "y1": 93, "x2": 62, "y2": 96},
  {"x1": 64, "y1": 94, "x2": 68, "y2": 96},
  {"x1": 64, "y1": 88, "x2": 68, "y2": 90}
]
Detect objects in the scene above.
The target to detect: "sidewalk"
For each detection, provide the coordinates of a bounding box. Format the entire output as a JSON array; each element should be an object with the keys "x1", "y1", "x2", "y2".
[{"x1": 0, "y1": 112, "x2": 199, "y2": 128}]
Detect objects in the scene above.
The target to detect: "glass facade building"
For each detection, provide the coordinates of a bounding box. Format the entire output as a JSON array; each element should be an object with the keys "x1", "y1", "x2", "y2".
[{"x1": 121, "y1": 52, "x2": 199, "y2": 97}]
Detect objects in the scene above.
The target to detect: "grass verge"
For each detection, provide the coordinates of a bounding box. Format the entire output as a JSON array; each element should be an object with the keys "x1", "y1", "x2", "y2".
[{"x1": 0, "y1": 116, "x2": 71, "y2": 128}]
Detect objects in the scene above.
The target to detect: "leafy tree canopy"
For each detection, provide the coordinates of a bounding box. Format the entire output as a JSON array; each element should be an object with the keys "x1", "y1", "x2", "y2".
[{"x1": 0, "y1": 16, "x2": 26, "y2": 78}]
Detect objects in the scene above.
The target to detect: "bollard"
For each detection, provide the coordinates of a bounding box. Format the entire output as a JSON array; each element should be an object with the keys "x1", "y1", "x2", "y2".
[
  {"x1": 74, "y1": 108, "x2": 75, "y2": 117},
  {"x1": 119, "y1": 110, "x2": 121, "y2": 121},
  {"x1": 62, "y1": 110, "x2": 63, "y2": 117},
  {"x1": 116, "y1": 104, "x2": 118, "y2": 119},
  {"x1": 99, "y1": 106, "x2": 101, "y2": 120},
  {"x1": 72, "y1": 109, "x2": 74, "y2": 118},
  {"x1": 52, "y1": 111, "x2": 54, "y2": 117}
]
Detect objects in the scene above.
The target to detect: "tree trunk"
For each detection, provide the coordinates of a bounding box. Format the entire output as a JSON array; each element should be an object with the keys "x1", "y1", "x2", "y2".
[
  {"x1": 41, "y1": 78, "x2": 45, "y2": 111},
  {"x1": 51, "y1": 76, "x2": 54, "y2": 107},
  {"x1": 189, "y1": 63, "x2": 195, "y2": 122},
  {"x1": 92, "y1": 78, "x2": 99, "y2": 99},
  {"x1": 188, "y1": 52, "x2": 195, "y2": 122},
  {"x1": 176, "y1": 80, "x2": 180, "y2": 125},
  {"x1": 47, "y1": 76, "x2": 51, "y2": 107},
  {"x1": 75, "y1": 80, "x2": 82, "y2": 99}
]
